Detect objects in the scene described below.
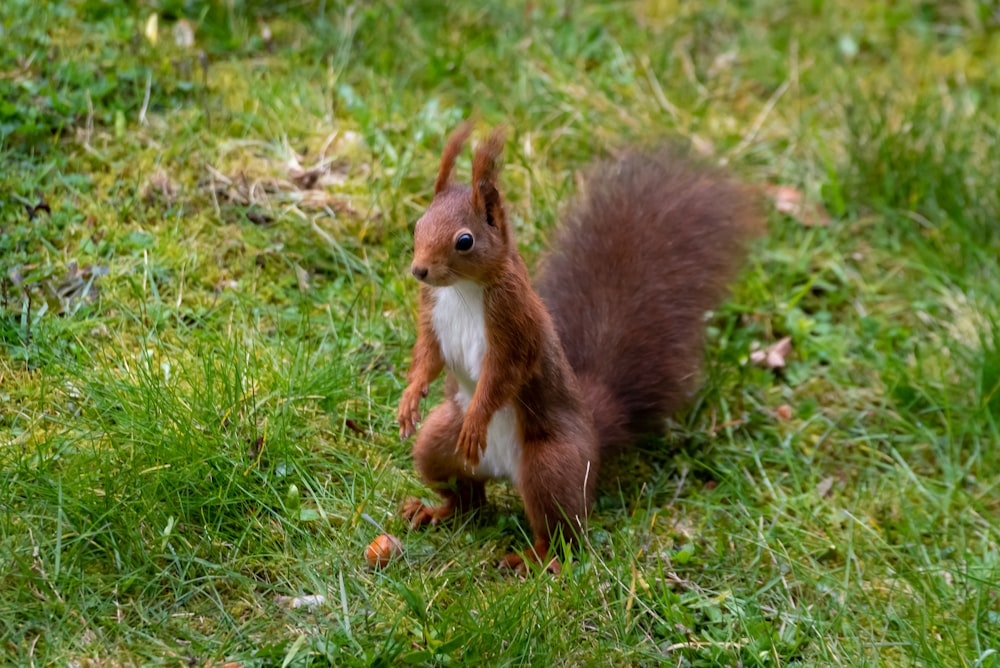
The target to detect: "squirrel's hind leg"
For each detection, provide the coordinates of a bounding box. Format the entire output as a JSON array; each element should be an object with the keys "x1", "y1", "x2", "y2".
[
  {"x1": 403, "y1": 398, "x2": 487, "y2": 528},
  {"x1": 502, "y1": 431, "x2": 598, "y2": 574}
]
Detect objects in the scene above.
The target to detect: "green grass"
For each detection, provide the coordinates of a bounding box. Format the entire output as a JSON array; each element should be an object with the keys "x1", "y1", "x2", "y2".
[{"x1": 2, "y1": 0, "x2": 998, "y2": 665}]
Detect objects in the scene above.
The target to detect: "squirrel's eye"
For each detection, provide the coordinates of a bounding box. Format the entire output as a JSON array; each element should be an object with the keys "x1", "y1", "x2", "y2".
[{"x1": 455, "y1": 233, "x2": 474, "y2": 252}]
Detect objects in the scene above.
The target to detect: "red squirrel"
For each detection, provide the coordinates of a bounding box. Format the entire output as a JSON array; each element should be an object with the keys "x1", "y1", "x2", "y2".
[{"x1": 398, "y1": 122, "x2": 760, "y2": 572}]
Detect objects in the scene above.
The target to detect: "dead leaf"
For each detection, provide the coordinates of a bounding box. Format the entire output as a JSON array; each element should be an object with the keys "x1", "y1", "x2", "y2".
[
  {"x1": 173, "y1": 19, "x2": 195, "y2": 49},
  {"x1": 248, "y1": 436, "x2": 264, "y2": 460},
  {"x1": 275, "y1": 594, "x2": 326, "y2": 610},
  {"x1": 296, "y1": 189, "x2": 358, "y2": 213},
  {"x1": 293, "y1": 263, "x2": 310, "y2": 291},
  {"x1": 202, "y1": 167, "x2": 254, "y2": 207},
  {"x1": 144, "y1": 169, "x2": 178, "y2": 204},
  {"x1": 815, "y1": 476, "x2": 835, "y2": 498},
  {"x1": 25, "y1": 198, "x2": 51, "y2": 220},
  {"x1": 289, "y1": 166, "x2": 323, "y2": 190},
  {"x1": 7, "y1": 265, "x2": 28, "y2": 287},
  {"x1": 259, "y1": 20, "x2": 274, "y2": 52},
  {"x1": 765, "y1": 185, "x2": 830, "y2": 227},
  {"x1": 750, "y1": 336, "x2": 792, "y2": 369},
  {"x1": 287, "y1": 156, "x2": 349, "y2": 190},
  {"x1": 708, "y1": 49, "x2": 738, "y2": 77},
  {"x1": 690, "y1": 134, "x2": 715, "y2": 157},
  {"x1": 144, "y1": 13, "x2": 159, "y2": 45},
  {"x1": 46, "y1": 262, "x2": 109, "y2": 314},
  {"x1": 201, "y1": 145, "x2": 362, "y2": 223},
  {"x1": 775, "y1": 404, "x2": 793, "y2": 421},
  {"x1": 245, "y1": 209, "x2": 273, "y2": 226}
]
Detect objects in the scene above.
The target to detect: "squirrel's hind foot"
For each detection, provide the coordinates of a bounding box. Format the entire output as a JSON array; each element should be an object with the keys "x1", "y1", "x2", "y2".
[
  {"x1": 498, "y1": 551, "x2": 562, "y2": 575},
  {"x1": 499, "y1": 537, "x2": 562, "y2": 575}
]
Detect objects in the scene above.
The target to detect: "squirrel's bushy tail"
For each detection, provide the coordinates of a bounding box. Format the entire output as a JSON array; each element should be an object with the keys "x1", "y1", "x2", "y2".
[{"x1": 536, "y1": 147, "x2": 761, "y2": 453}]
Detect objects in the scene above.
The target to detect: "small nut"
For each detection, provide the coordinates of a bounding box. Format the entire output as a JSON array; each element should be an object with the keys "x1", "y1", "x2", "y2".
[{"x1": 365, "y1": 533, "x2": 403, "y2": 568}]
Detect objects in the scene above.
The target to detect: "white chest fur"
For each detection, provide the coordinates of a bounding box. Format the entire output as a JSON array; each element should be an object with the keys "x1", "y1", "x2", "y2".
[{"x1": 431, "y1": 280, "x2": 523, "y2": 483}]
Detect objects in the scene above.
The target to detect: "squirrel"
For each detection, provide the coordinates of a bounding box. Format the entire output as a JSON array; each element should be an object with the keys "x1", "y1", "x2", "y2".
[{"x1": 397, "y1": 122, "x2": 760, "y2": 572}]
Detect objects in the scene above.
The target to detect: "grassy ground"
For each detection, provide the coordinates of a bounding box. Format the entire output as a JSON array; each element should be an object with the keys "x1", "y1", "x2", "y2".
[{"x1": 2, "y1": 1, "x2": 998, "y2": 665}]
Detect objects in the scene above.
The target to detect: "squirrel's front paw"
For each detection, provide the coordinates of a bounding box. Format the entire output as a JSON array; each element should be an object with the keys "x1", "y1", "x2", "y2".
[
  {"x1": 456, "y1": 418, "x2": 487, "y2": 467},
  {"x1": 397, "y1": 385, "x2": 425, "y2": 439},
  {"x1": 401, "y1": 497, "x2": 453, "y2": 528}
]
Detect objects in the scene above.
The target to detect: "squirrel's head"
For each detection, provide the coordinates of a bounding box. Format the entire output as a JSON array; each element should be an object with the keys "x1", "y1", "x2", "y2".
[{"x1": 410, "y1": 123, "x2": 510, "y2": 287}]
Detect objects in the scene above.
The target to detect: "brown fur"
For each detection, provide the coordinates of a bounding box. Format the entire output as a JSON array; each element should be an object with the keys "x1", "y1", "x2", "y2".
[
  {"x1": 535, "y1": 148, "x2": 762, "y2": 452},
  {"x1": 399, "y1": 126, "x2": 760, "y2": 572},
  {"x1": 398, "y1": 286, "x2": 444, "y2": 439},
  {"x1": 433, "y1": 120, "x2": 473, "y2": 195}
]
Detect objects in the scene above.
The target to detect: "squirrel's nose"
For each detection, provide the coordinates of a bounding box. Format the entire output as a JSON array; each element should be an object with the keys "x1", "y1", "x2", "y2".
[{"x1": 411, "y1": 265, "x2": 429, "y2": 281}]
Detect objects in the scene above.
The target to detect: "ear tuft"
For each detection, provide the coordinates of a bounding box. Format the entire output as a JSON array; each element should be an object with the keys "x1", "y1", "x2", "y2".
[
  {"x1": 471, "y1": 126, "x2": 506, "y2": 217},
  {"x1": 434, "y1": 121, "x2": 474, "y2": 195}
]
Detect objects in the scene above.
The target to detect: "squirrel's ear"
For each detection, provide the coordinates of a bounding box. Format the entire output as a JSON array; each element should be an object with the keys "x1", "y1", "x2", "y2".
[
  {"x1": 471, "y1": 126, "x2": 506, "y2": 227},
  {"x1": 434, "y1": 121, "x2": 474, "y2": 195}
]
